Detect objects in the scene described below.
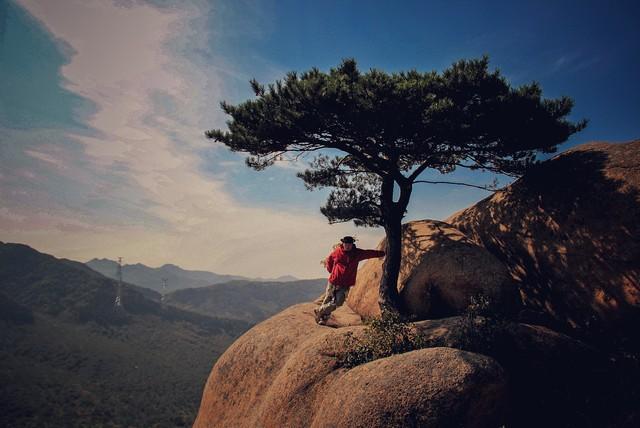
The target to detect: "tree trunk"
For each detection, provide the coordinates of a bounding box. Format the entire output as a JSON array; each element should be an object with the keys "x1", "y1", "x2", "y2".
[
  {"x1": 378, "y1": 172, "x2": 411, "y2": 316},
  {"x1": 379, "y1": 209, "x2": 403, "y2": 315}
]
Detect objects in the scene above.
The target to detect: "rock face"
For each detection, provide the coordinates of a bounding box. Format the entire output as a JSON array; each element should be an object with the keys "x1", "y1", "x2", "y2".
[
  {"x1": 193, "y1": 303, "x2": 509, "y2": 428},
  {"x1": 446, "y1": 140, "x2": 640, "y2": 349},
  {"x1": 346, "y1": 219, "x2": 520, "y2": 320},
  {"x1": 194, "y1": 302, "x2": 632, "y2": 427},
  {"x1": 311, "y1": 347, "x2": 507, "y2": 428},
  {"x1": 413, "y1": 316, "x2": 614, "y2": 427}
]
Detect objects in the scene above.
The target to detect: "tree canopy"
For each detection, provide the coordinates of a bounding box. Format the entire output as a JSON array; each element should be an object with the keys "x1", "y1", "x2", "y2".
[{"x1": 207, "y1": 56, "x2": 586, "y2": 226}]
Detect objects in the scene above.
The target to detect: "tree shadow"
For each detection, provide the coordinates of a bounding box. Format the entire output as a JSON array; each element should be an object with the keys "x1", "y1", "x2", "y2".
[
  {"x1": 397, "y1": 219, "x2": 517, "y2": 319},
  {"x1": 450, "y1": 147, "x2": 640, "y2": 352}
]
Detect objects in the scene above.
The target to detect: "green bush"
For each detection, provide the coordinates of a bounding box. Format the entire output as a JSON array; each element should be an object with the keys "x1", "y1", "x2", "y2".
[
  {"x1": 336, "y1": 310, "x2": 427, "y2": 368},
  {"x1": 337, "y1": 292, "x2": 510, "y2": 369}
]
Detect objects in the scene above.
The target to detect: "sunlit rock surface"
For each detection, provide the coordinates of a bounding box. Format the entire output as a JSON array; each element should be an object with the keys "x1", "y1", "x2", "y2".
[
  {"x1": 193, "y1": 303, "x2": 508, "y2": 428},
  {"x1": 347, "y1": 219, "x2": 520, "y2": 320},
  {"x1": 447, "y1": 140, "x2": 640, "y2": 349}
]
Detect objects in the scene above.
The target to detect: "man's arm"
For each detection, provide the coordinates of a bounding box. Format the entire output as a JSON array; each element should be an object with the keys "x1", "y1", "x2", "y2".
[{"x1": 357, "y1": 249, "x2": 386, "y2": 261}]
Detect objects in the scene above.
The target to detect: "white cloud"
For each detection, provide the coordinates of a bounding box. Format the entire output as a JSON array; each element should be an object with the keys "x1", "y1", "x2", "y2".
[
  {"x1": 5, "y1": 0, "x2": 384, "y2": 278},
  {"x1": 24, "y1": 148, "x2": 70, "y2": 171}
]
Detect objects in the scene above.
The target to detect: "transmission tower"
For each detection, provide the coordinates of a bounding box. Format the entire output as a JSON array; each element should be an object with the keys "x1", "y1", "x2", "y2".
[
  {"x1": 160, "y1": 277, "x2": 168, "y2": 303},
  {"x1": 115, "y1": 257, "x2": 124, "y2": 308}
]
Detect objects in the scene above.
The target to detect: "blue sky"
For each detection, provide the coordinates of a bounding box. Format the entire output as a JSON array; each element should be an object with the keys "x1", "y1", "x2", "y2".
[{"x1": 1, "y1": 0, "x2": 638, "y2": 277}]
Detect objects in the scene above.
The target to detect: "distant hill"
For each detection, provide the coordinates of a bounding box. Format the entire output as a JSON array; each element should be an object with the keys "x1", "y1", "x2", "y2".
[
  {"x1": 164, "y1": 278, "x2": 327, "y2": 324},
  {"x1": 0, "y1": 241, "x2": 251, "y2": 428},
  {"x1": 85, "y1": 258, "x2": 301, "y2": 293},
  {"x1": 253, "y1": 274, "x2": 300, "y2": 282}
]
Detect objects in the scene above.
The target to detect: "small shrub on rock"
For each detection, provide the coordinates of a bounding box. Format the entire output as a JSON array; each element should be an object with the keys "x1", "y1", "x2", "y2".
[
  {"x1": 337, "y1": 310, "x2": 427, "y2": 368},
  {"x1": 337, "y1": 292, "x2": 513, "y2": 369},
  {"x1": 451, "y1": 292, "x2": 512, "y2": 357}
]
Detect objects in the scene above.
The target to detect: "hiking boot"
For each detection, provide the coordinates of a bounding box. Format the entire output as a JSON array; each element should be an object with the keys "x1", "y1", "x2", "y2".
[{"x1": 314, "y1": 308, "x2": 329, "y2": 325}]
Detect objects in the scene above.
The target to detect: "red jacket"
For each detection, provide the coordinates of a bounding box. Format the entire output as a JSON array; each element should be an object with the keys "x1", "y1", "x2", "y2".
[{"x1": 325, "y1": 245, "x2": 385, "y2": 288}]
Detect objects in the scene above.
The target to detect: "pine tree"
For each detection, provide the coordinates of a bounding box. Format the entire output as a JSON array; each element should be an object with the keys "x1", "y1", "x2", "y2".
[{"x1": 205, "y1": 56, "x2": 586, "y2": 315}]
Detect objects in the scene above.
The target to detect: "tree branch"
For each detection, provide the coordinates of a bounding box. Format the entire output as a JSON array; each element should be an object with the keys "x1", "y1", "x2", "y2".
[
  {"x1": 407, "y1": 161, "x2": 431, "y2": 182},
  {"x1": 414, "y1": 179, "x2": 503, "y2": 192}
]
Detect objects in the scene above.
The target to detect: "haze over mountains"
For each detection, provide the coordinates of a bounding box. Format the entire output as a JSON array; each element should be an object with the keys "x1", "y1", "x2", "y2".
[
  {"x1": 86, "y1": 258, "x2": 300, "y2": 293},
  {"x1": 165, "y1": 279, "x2": 328, "y2": 324},
  {"x1": 84, "y1": 258, "x2": 327, "y2": 325}
]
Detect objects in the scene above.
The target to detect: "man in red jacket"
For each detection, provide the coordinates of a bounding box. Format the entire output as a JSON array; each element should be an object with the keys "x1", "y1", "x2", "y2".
[{"x1": 314, "y1": 236, "x2": 385, "y2": 325}]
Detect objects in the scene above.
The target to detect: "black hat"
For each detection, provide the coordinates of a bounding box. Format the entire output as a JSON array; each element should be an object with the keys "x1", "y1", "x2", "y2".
[{"x1": 340, "y1": 236, "x2": 356, "y2": 244}]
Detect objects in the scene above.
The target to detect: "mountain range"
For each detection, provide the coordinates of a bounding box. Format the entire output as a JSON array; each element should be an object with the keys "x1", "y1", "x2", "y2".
[
  {"x1": 0, "y1": 241, "x2": 251, "y2": 427},
  {"x1": 86, "y1": 257, "x2": 299, "y2": 293},
  {"x1": 85, "y1": 258, "x2": 326, "y2": 324},
  {"x1": 0, "y1": 240, "x2": 329, "y2": 427}
]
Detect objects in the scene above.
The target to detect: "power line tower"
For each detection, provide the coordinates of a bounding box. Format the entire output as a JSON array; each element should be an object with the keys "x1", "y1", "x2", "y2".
[
  {"x1": 115, "y1": 257, "x2": 124, "y2": 309},
  {"x1": 160, "y1": 277, "x2": 168, "y2": 304}
]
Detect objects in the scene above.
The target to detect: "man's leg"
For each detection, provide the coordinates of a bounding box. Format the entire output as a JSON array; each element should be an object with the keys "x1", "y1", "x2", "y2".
[
  {"x1": 316, "y1": 284, "x2": 351, "y2": 324},
  {"x1": 319, "y1": 282, "x2": 334, "y2": 306},
  {"x1": 335, "y1": 286, "x2": 349, "y2": 308},
  {"x1": 316, "y1": 282, "x2": 337, "y2": 322}
]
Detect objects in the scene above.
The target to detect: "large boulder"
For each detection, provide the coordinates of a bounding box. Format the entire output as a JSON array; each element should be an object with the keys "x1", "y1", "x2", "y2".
[
  {"x1": 311, "y1": 347, "x2": 507, "y2": 428},
  {"x1": 193, "y1": 303, "x2": 509, "y2": 428},
  {"x1": 194, "y1": 302, "x2": 638, "y2": 428},
  {"x1": 347, "y1": 219, "x2": 520, "y2": 320},
  {"x1": 446, "y1": 140, "x2": 640, "y2": 350}
]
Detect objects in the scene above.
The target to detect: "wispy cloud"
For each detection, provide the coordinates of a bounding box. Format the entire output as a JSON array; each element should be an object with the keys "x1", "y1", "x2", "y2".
[
  {"x1": 552, "y1": 51, "x2": 601, "y2": 74},
  {"x1": 1, "y1": 0, "x2": 382, "y2": 277}
]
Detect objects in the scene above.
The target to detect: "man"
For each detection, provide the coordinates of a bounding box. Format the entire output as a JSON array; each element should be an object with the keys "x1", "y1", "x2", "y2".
[{"x1": 314, "y1": 236, "x2": 386, "y2": 325}]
